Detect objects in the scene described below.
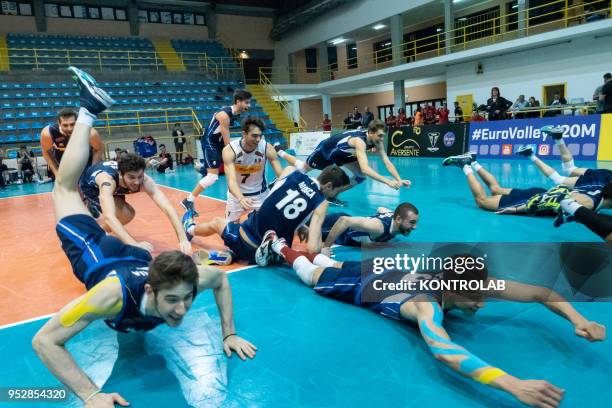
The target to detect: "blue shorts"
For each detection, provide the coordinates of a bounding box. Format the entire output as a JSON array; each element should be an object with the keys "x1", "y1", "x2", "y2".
[
  {"x1": 498, "y1": 187, "x2": 546, "y2": 211},
  {"x1": 221, "y1": 221, "x2": 256, "y2": 264},
  {"x1": 575, "y1": 169, "x2": 612, "y2": 189},
  {"x1": 314, "y1": 261, "x2": 412, "y2": 321},
  {"x1": 306, "y1": 148, "x2": 335, "y2": 170},
  {"x1": 202, "y1": 141, "x2": 222, "y2": 170},
  {"x1": 56, "y1": 214, "x2": 152, "y2": 287}
]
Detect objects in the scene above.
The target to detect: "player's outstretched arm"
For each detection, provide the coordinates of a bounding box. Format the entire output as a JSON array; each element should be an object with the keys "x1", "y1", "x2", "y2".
[
  {"x1": 142, "y1": 175, "x2": 191, "y2": 255},
  {"x1": 490, "y1": 280, "x2": 606, "y2": 342},
  {"x1": 377, "y1": 140, "x2": 411, "y2": 187},
  {"x1": 307, "y1": 200, "x2": 329, "y2": 253},
  {"x1": 323, "y1": 216, "x2": 383, "y2": 247},
  {"x1": 32, "y1": 277, "x2": 129, "y2": 407},
  {"x1": 196, "y1": 266, "x2": 257, "y2": 360},
  {"x1": 351, "y1": 138, "x2": 397, "y2": 188},
  {"x1": 403, "y1": 299, "x2": 564, "y2": 407}
]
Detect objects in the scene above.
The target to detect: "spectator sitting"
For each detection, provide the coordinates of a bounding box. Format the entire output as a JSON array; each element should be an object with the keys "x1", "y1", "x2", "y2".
[
  {"x1": 172, "y1": 122, "x2": 186, "y2": 165},
  {"x1": 414, "y1": 106, "x2": 424, "y2": 126},
  {"x1": 423, "y1": 103, "x2": 436, "y2": 125},
  {"x1": 486, "y1": 87, "x2": 512, "y2": 121},
  {"x1": 385, "y1": 109, "x2": 397, "y2": 127},
  {"x1": 585, "y1": 6, "x2": 607, "y2": 22},
  {"x1": 361, "y1": 106, "x2": 374, "y2": 128},
  {"x1": 437, "y1": 103, "x2": 450, "y2": 125},
  {"x1": 0, "y1": 150, "x2": 8, "y2": 190},
  {"x1": 147, "y1": 144, "x2": 174, "y2": 174},
  {"x1": 544, "y1": 92, "x2": 567, "y2": 117},
  {"x1": 454, "y1": 101, "x2": 464, "y2": 123},
  {"x1": 322, "y1": 114, "x2": 332, "y2": 131},
  {"x1": 526, "y1": 96, "x2": 540, "y2": 118},
  {"x1": 601, "y1": 72, "x2": 612, "y2": 114},
  {"x1": 471, "y1": 110, "x2": 487, "y2": 122},
  {"x1": 343, "y1": 112, "x2": 353, "y2": 129},
  {"x1": 396, "y1": 108, "x2": 409, "y2": 126},
  {"x1": 351, "y1": 106, "x2": 362, "y2": 129},
  {"x1": 510, "y1": 95, "x2": 528, "y2": 119},
  {"x1": 16, "y1": 145, "x2": 35, "y2": 184},
  {"x1": 593, "y1": 75, "x2": 606, "y2": 114}
]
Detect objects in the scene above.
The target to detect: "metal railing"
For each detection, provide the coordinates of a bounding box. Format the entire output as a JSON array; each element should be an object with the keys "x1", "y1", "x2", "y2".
[
  {"x1": 262, "y1": 0, "x2": 611, "y2": 84},
  {"x1": 258, "y1": 68, "x2": 307, "y2": 135}
]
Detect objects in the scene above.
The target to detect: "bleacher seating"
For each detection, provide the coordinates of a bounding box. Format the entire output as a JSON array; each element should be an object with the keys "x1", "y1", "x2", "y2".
[
  {"x1": 171, "y1": 39, "x2": 240, "y2": 71},
  {"x1": 0, "y1": 79, "x2": 283, "y2": 147}
]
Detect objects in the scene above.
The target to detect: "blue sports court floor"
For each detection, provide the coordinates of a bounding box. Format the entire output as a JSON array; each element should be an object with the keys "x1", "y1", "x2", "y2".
[{"x1": 1, "y1": 156, "x2": 610, "y2": 407}]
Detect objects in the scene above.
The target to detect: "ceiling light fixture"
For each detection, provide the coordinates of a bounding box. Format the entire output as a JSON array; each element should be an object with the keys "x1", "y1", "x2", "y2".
[{"x1": 373, "y1": 24, "x2": 386, "y2": 30}]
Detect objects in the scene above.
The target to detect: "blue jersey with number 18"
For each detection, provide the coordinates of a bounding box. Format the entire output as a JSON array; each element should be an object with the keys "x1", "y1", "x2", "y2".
[{"x1": 240, "y1": 171, "x2": 326, "y2": 246}]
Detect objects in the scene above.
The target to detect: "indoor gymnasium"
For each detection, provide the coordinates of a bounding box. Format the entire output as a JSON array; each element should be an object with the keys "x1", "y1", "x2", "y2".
[{"x1": 0, "y1": 1, "x2": 610, "y2": 407}]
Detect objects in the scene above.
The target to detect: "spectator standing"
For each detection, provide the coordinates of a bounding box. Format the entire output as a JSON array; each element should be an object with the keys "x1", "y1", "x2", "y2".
[
  {"x1": 437, "y1": 103, "x2": 450, "y2": 125},
  {"x1": 351, "y1": 106, "x2": 362, "y2": 129},
  {"x1": 600, "y1": 73, "x2": 612, "y2": 114},
  {"x1": 361, "y1": 106, "x2": 374, "y2": 128},
  {"x1": 343, "y1": 112, "x2": 353, "y2": 129},
  {"x1": 385, "y1": 109, "x2": 397, "y2": 127},
  {"x1": 16, "y1": 145, "x2": 35, "y2": 183},
  {"x1": 396, "y1": 108, "x2": 409, "y2": 126},
  {"x1": 414, "y1": 106, "x2": 424, "y2": 126},
  {"x1": 172, "y1": 123, "x2": 187, "y2": 165},
  {"x1": 486, "y1": 87, "x2": 512, "y2": 121},
  {"x1": 454, "y1": 101, "x2": 464, "y2": 122},
  {"x1": 322, "y1": 113, "x2": 332, "y2": 131},
  {"x1": 423, "y1": 103, "x2": 436, "y2": 125},
  {"x1": 0, "y1": 149, "x2": 7, "y2": 190}
]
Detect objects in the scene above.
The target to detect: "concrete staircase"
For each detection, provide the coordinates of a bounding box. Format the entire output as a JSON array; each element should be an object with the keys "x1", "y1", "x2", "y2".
[
  {"x1": 247, "y1": 84, "x2": 297, "y2": 134},
  {"x1": 0, "y1": 35, "x2": 9, "y2": 71},
  {"x1": 151, "y1": 38, "x2": 185, "y2": 71}
]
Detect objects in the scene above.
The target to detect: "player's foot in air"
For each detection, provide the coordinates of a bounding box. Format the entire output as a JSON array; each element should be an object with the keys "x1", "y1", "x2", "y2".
[
  {"x1": 516, "y1": 145, "x2": 534, "y2": 157},
  {"x1": 181, "y1": 198, "x2": 199, "y2": 217},
  {"x1": 68, "y1": 66, "x2": 115, "y2": 114},
  {"x1": 182, "y1": 210, "x2": 196, "y2": 241},
  {"x1": 541, "y1": 125, "x2": 564, "y2": 140},
  {"x1": 442, "y1": 152, "x2": 474, "y2": 167}
]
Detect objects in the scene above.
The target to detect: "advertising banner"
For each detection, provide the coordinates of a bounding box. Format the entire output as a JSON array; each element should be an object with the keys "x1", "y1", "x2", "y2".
[
  {"x1": 387, "y1": 124, "x2": 468, "y2": 157},
  {"x1": 468, "y1": 115, "x2": 601, "y2": 160},
  {"x1": 289, "y1": 131, "x2": 330, "y2": 156}
]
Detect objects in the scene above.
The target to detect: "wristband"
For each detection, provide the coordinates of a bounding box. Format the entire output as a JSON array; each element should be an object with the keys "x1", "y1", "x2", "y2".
[
  {"x1": 84, "y1": 390, "x2": 100, "y2": 403},
  {"x1": 223, "y1": 333, "x2": 236, "y2": 342}
]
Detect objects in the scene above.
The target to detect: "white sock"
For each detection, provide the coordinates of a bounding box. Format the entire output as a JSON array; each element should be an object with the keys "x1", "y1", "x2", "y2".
[
  {"x1": 554, "y1": 138, "x2": 565, "y2": 146},
  {"x1": 561, "y1": 160, "x2": 576, "y2": 175},
  {"x1": 463, "y1": 165, "x2": 473, "y2": 175},
  {"x1": 271, "y1": 238, "x2": 287, "y2": 255},
  {"x1": 278, "y1": 150, "x2": 287, "y2": 159},
  {"x1": 187, "y1": 225, "x2": 195, "y2": 235},
  {"x1": 313, "y1": 254, "x2": 336, "y2": 268},
  {"x1": 77, "y1": 107, "x2": 95, "y2": 127},
  {"x1": 471, "y1": 161, "x2": 482, "y2": 172},
  {"x1": 187, "y1": 193, "x2": 195, "y2": 202},
  {"x1": 548, "y1": 171, "x2": 566, "y2": 184},
  {"x1": 560, "y1": 198, "x2": 581, "y2": 215},
  {"x1": 528, "y1": 155, "x2": 537, "y2": 162},
  {"x1": 293, "y1": 257, "x2": 317, "y2": 286}
]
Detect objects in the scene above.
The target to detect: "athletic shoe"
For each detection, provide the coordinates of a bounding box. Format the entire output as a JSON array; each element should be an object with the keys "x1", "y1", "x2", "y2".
[
  {"x1": 516, "y1": 145, "x2": 534, "y2": 157},
  {"x1": 182, "y1": 210, "x2": 196, "y2": 241},
  {"x1": 442, "y1": 153, "x2": 473, "y2": 167},
  {"x1": 328, "y1": 197, "x2": 348, "y2": 207},
  {"x1": 553, "y1": 208, "x2": 575, "y2": 228},
  {"x1": 193, "y1": 249, "x2": 233, "y2": 266},
  {"x1": 255, "y1": 230, "x2": 277, "y2": 267},
  {"x1": 529, "y1": 185, "x2": 571, "y2": 214},
  {"x1": 67, "y1": 66, "x2": 115, "y2": 114},
  {"x1": 181, "y1": 198, "x2": 199, "y2": 217},
  {"x1": 541, "y1": 125, "x2": 564, "y2": 140}
]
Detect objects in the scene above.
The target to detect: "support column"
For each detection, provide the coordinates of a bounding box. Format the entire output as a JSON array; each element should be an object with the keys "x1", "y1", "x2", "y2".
[
  {"x1": 316, "y1": 42, "x2": 329, "y2": 82},
  {"x1": 205, "y1": 6, "x2": 217, "y2": 40},
  {"x1": 127, "y1": 0, "x2": 139, "y2": 36},
  {"x1": 444, "y1": 0, "x2": 454, "y2": 54},
  {"x1": 517, "y1": 0, "x2": 527, "y2": 37},
  {"x1": 390, "y1": 14, "x2": 403, "y2": 66},
  {"x1": 32, "y1": 0, "x2": 46, "y2": 32},
  {"x1": 321, "y1": 94, "x2": 332, "y2": 117},
  {"x1": 393, "y1": 80, "x2": 405, "y2": 113}
]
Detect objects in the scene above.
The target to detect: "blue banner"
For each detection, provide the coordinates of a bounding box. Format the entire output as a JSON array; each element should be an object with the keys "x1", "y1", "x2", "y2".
[{"x1": 468, "y1": 115, "x2": 601, "y2": 160}]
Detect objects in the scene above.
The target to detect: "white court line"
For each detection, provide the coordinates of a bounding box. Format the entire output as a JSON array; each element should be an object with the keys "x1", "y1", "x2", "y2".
[
  {"x1": 0, "y1": 263, "x2": 260, "y2": 331},
  {"x1": 0, "y1": 191, "x2": 52, "y2": 200}
]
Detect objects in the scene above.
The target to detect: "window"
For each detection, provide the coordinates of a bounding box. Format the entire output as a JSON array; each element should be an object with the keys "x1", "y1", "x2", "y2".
[
  {"x1": 100, "y1": 7, "x2": 114, "y2": 20},
  {"x1": 115, "y1": 9, "x2": 126, "y2": 21},
  {"x1": 1, "y1": 1, "x2": 32, "y2": 16},
  {"x1": 149, "y1": 11, "x2": 159, "y2": 23},
  {"x1": 138, "y1": 9, "x2": 147, "y2": 22},
  {"x1": 184, "y1": 12, "x2": 194, "y2": 25},
  {"x1": 44, "y1": 3, "x2": 58, "y2": 17},
  {"x1": 88, "y1": 6, "x2": 100, "y2": 19},
  {"x1": 59, "y1": 4, "x2": 71, "y2": 17},
  {"x1": 18, "y1": 2, "x2": 32, "y2": 15},
  {"x1": 374, "y1": 38, "x2": 392, "y2": 64},
  {"x1": 73, "y1": 5, "x2": 86, "y2": 18},
  {"x1": 195, "y1": 14, "x2": 206, "y2": 25},
  {"x1": 160, "y1": 11, "x2": 172, "y2": 24},
  {"x1": 304, "y1": 48, "x2": 317, "y2": 73},
  {"x1": 327, "y1": 46, "x2": 338, "y2": 71},
  {"x1": 346, "y1": 43, "x2": 357, "y2": 69},
  {"x1": 404, "y1": 25, "x2": 444, "y2": 60},
  {"x1": 454, "y1": 7, "x2": 501, "y2": 44},
  {"x1": 528, "y1": 0, "x2": 563, "y2": 26},
  {"x1": 506, "y1": 1, "x2": 519, "y2": 32},
  {"x1": 173, "y1": 12, "x2": 182, "y2": 24}
]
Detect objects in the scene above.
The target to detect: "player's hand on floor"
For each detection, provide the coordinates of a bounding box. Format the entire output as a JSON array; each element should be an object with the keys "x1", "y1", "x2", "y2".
[
  {"x1": 509, "y1": 379, "x2": 564, "y2": 408},
  {"x1": 239, "y1": 197, "x2": 254, "y2": 210},
  {"x1": 179, "y1": 240, "x2": 193, "y2": 256},
  {"x1": 223, "y1": 335, "x2": 257, "y2": 360},
  {"x1": 387, "y1": 179, "x2": 401, "y2": 190},
  {"x1": 575, "y1": 321, "x2": 606, "y2": 342},
  {"x1": 86, "y1": 392, "x2": 130, "y2": 407},
  {"x1": 135, "y1": 241, "x2": 154, "y2": 253},
  {"x1": 400, "y1": 179, "x2": 411, "y2": 188}
]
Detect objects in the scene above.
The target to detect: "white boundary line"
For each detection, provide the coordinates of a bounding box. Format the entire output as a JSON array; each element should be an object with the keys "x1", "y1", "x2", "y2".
[{"x1": 0, "y1": 191, "x2": 52, "y2": 200}]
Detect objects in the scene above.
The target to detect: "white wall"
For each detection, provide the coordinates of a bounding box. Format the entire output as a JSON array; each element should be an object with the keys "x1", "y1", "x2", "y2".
[{"x1": 446, "y1": 35, "x2": 612, "y2": 106}]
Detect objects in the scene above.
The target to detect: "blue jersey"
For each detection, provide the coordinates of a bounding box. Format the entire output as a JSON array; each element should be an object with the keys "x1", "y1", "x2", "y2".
[
  {"x1": 202, "y1": 106, "x2": 236, "y2": 149},
  {"x1": 241, "y1": 171, "x2": 326, "y2": 245},
  {"x1": 574, "y1": 169, "x2": 612, "y2": 209},
  {"x1": 316, "y1": 130, "x2": 375, "y2": 166},
  {"x1": 79, "y1": 161, "x2": 137, "y2": 200},
  {"x1": 322, "y1": 211, "x2": 396, "y2": 246}
]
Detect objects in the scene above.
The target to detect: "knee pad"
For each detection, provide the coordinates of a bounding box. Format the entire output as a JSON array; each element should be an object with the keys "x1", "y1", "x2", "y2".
[
  {"x1": 561, "y1": 160, "x2": 577, "y2": 176},
  {"x1": 548, "y1": 171, "x2": 567, "y2": 185},
  {"x1": 198, "y1": 173, "x2": 219, "y2": 189}
]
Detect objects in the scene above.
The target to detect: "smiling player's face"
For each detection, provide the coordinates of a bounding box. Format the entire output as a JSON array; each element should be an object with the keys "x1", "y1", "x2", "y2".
[{"x1": 150, "y1": 281, "x2": 195, "y2": 327}]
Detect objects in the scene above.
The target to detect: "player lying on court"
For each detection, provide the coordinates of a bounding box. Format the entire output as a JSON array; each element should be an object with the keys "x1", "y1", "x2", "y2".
[
  {"x1": 79, "y1": 154, "x2": 192, "y2": 255},
  {"x1": 182, "y1": 164, "x2": 351, "y2": 264},
  {"x1": 516, "y1": 125, "x2": 612, "y2": 211},
  {"x1": 258, "y1": 233, "x2": 606, "y2": 408},
  {"x1": 296, "y1": 203, "x2": 419, "y2": 247},
  {"x1": 222, "y1": 116, "x2": 283, "y2": 222},
  {"x1": 181, "y1": 89, "x2": 252, "y2": 216},
  {"x1": 442, "y1": 153, "x2": 612, "y2": 215},
  {"x1": 40, "y1": 107, "x2": 104, "y2": 180},
  {"x1": 274, "y1": 120, "x2": 410, "y2": 206},
  {"x1": 553, "y1": 183, "x2": 612, "y2": 242},
  {"x1": 32, "y1": 67, "x2": 256, "y2": 408}
]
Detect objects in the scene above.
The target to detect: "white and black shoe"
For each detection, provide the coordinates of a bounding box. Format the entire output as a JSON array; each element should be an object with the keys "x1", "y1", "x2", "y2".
[
  {"x1": 516, "y1": 145, "x2": 534, "y2": 157},
  {"x1": 68, "y1": 66, "x2": 115, "y2": 115},
  {"x1": 255, "y1": 230, "x2": 277, "y2": 267},
  {"x1": 541, "y1": 125, "x2": 563, "y2": 140},
  {"x1": 442, "y1": 153, "x2": 473, "y2": 167}
]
